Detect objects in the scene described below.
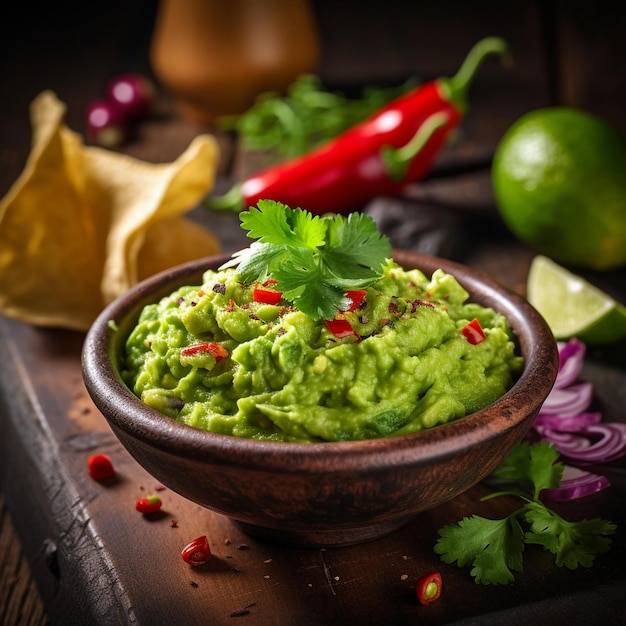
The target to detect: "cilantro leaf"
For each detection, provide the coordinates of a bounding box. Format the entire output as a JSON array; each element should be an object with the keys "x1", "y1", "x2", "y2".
[
  {"x1": 435, "y1": 514, "x2": 525, "y2": 585},
  {"x1": 435, "y1": 441, "x2": 617, "y2": 585},
  {"x1": 240, "y1": 200, "x2": 326, "y2": 249},
  {"x1": 323, "y1": 212, "x2": 392, "y2": 288},
  {"x1": 220, "y1": 74, "x2": 418, "y2": 160},
  {"x1": 523, "y1": 501, "x2": 616, "y2": 569},
  {"x1": 272, "y1": 247, "x2": 350, "y2": 320},
  {"x1": 492, "y1": 440, "x2": 563, "y2": 499},
  {"x1": 221, "y1": 242, "x2": 289, "y2": 284},
  {"x1": 224, "y1": 200, "x2": 391, "y2": 321}
]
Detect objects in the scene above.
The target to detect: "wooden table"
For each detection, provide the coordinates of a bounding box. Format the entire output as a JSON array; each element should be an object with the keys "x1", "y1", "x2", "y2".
[{"x1": 1, "y1": 2, "x2": 626, "y2": 624}]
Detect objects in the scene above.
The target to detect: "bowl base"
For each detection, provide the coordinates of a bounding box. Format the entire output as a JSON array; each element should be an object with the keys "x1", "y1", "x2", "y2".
[{"x1": 230, "y1": 517, "x2": 414, "y2": 548}]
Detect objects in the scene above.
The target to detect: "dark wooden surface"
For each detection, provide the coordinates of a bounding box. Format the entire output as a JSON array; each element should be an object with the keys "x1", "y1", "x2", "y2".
[{"x1": 1, "y1": 2, "x2": 626, "y2": 625}]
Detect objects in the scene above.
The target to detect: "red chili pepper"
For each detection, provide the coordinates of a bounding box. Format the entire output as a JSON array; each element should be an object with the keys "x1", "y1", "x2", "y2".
[
  {"x1": 135, "y1": 495, "x2": 162, "y2": 514},
  {"x1": 253, "y1": 282, "x2": 283, "y2": 305},
  {"x1": 324, "y1": 317, "x2": 361, "y2": 340},
  {"x1": 180, "y1": 342, "x2": 228, "y2": 361},
  {"x1": 461, "y1": 318, "x2": 486, "y2": 345},
  {"x1": 87, "y1": 453, "x2": 115, "y2": 482},
  {"x1": 181, "y1": 535, "x2": 212, "y2": 566},
  {"x1": 415, "y1": 571, "x2": 442, "y2": 605},
  {"x1": 205, "y1": 38, "x2": 509, "y2": 215},
  {"x1": 344, "y1": 289, "x2": 367, "y2": 312}
]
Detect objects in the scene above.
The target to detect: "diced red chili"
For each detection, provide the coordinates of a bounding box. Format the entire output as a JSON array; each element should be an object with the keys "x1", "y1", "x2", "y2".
[
  {"x1": 181, "y1": 535, "x2": 212, "y2": 566},
  {"x1": 135, "y1": 495, "x2": 162, "y2": 514},
  {"x1": 416, "y1": 571, "x2": 442, "y2": 605},
  {"x1": 253, "y1": 282, "x2": 283, "y2": 305},
  {"x1": 461, "y1": 318, "x2": 486, "y2": 345},
  {"x1": 87, "y1": 453, "x2": 115, "y2": 482},
  {"x1": 324, "y1": 317, "x2": 361, "y2": 340},
  {"x1": 180, "y1": 342, "x2": 229, "y2": 361},
  {"x1": 344, "y1": 289, "x2": 367, "y2": 312}
]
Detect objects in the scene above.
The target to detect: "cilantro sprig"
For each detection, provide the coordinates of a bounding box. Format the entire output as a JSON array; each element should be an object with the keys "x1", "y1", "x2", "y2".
[
  {"x1": 222, "y1": 200, "x2": 392, "y2": 321},
  {"x1": 219, "y1": 74, "x2": 419, "y2": 160},
  {"x1": 434, "y1": 441, "x2": 616, "y2": 585}
]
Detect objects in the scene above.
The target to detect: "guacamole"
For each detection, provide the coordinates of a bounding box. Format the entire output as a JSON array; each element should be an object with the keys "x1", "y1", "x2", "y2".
[{"x1": 122, "y1": 261, "x2": 523, "y2": 442}]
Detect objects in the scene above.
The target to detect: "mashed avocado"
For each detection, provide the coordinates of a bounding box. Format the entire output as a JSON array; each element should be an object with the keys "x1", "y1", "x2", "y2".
[{"x1": 122, "y1": 260, "x2": 523, "y2": 442}]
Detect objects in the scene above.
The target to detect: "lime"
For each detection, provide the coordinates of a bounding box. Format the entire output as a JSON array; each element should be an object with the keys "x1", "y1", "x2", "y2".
[
  {"x1": 492, "y1": 107, "x2": 626, "y2": 271},
  {"x1": 527, "y1": 255, "x2": 626, "y2": 345}
]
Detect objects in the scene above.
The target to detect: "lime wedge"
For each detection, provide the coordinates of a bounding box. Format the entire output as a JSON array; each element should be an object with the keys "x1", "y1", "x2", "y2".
[{"x1": 527, "y1": 255, "x2": 626, "y2": 345}]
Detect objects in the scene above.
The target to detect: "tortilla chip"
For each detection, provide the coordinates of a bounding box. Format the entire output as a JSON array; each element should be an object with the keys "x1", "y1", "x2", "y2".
[{"x1": 0, "y1": 90, "x2": 220, "y2": 331}]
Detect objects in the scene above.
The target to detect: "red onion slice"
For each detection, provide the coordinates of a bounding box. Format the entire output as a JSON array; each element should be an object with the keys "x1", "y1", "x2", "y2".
[
  {"x1": 533, "y1": 411, "x2": 602, "y2": 432},
  {"x1": 542, "y1": 465, "x2": 611, "y2": 501},
  {"x1": 540, "y1": 382, "x2": 593, "y2": 416},
  {"x1": 555, "y1": 338, "x2": 585, "y2": 389},
  {"x1": 536, "y1": 423, "x2": 626, "y2": 463}
]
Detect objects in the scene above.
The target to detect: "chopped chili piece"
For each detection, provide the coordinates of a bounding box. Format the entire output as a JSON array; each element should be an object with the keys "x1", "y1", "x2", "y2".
[
  {"x1": 253, "y1": 282, "x2": 283, "y2": 305},
  {"x1": 181, "y1": 535, "x2": 212, "y2": 566},
  {"x1": 415, "y1": 571, "x2": 442, "y2": 605},
  {"x1": 180, "y1": 342, "x2": 229, "y2": 361},
  {"x1": 324, "y1": 317, "x2": 361, "y2": 340},
  {"x1": 87, "y1": 453, "x2": 115, "y2": 482},
  {"x1": 461, "y1": 318, "x2": 486, "y2": 345},
  {"x1": 344, "y1": 289, "x2": 367, "y2": 312},
  {"x1": 135, "y1": 495, "x2": 162, "y2": 514}
]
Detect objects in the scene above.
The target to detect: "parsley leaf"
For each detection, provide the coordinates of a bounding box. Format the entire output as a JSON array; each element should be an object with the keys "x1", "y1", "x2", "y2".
[
  {"x1": 223, "y1": 200, "x2": 391, "y2": 320},
  {"x1": 434, "y1": 441, "x2": 616, "y2": 585}
]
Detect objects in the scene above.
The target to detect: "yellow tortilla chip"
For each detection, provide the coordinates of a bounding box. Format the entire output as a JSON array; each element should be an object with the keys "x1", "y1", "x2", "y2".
[{"x1": 0, "y1": 91, "x2": 220, "y2": 331}]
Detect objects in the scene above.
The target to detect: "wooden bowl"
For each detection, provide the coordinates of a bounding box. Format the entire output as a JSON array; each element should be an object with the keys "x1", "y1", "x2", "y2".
[{"x1": 82, "y1": 250, "x2": 558, "y2": 547}]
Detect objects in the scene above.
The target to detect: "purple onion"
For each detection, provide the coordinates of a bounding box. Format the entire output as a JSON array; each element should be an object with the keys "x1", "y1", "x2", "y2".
[
  {"x1": 106, "y1": 73, "x2": 156, "y2": 120},
  {"x1": 542, "y1": 465, "x2": 611, "y2": 502},
  {"x1": 85, "y1": 98, "x2": 129, "y2": 148},
  {"x1": 528, "y1": 338, "x2": 626, "y2": 501}
]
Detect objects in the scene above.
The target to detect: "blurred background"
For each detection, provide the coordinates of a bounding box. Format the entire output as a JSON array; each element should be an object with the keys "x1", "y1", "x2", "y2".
[
  {"x1": 2, "y1": 0, "x2": 625, "y2": 196},
  {"x1": 1, "y1": 1, "x2": 625, "y2": 622}
]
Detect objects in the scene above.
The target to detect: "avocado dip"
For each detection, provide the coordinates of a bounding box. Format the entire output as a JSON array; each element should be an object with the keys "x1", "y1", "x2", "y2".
[{"x1": 122, "y1": 260, "x2": 523, "y2": 442}]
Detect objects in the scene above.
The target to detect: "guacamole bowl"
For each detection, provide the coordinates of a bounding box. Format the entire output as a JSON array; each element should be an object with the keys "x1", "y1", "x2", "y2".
[{"x1": 82, "y1": 250, "x2": 558, "y2": 548}]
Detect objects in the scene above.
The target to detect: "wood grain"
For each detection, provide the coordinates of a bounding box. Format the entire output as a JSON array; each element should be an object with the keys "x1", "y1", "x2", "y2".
[{"x1": 0, "y1": 493, "x2": 47, "y2": 626}]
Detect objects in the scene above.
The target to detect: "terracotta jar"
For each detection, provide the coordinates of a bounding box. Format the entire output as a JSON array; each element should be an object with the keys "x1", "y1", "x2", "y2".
[{"x1": 150, "y1": 0, "x2": 320, "y2": 124}]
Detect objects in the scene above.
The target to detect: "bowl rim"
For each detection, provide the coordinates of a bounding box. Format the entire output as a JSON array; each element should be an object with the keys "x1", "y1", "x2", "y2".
[{"x1": 82, "y1": 249, "x2": 559, "y2": 472}]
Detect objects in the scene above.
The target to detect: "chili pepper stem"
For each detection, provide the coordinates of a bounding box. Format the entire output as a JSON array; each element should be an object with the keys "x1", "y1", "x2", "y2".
[
  {"x1": 381, "y1": 111, "x2": 450, "y2": 180},
  {"x1": 441, "y1": 37, "x2": 511, "y2": 113},
  {"x1": 203, "y1": 183, "x2": 245, "y2": 212}
]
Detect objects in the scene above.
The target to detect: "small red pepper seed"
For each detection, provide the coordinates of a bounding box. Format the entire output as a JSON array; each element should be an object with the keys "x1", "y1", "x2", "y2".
[
  {"x1": 87, "y1": 453, "x2": 115, "y2": 482},
  {"x1": 415, "y1": 571, "x2": 442, "y2": 605},
  {"x1": 181, "y1": 535, "x2": 212, "y2": 566},
  {"x1": 135, "y1": 495, "x2": 162, "y2": 514}
]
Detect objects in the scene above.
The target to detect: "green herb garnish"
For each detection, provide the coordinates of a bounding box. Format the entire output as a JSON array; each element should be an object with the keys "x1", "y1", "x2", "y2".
[
  {"x1": 434, "y1": 441, "x2": 616, "y2": 585},
  {"x1": 222, "y1": 200, "x2": 391, "y2": 321},
  {"x1": 219, "y1": 74, "x2": 419, "y2": 160}
]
